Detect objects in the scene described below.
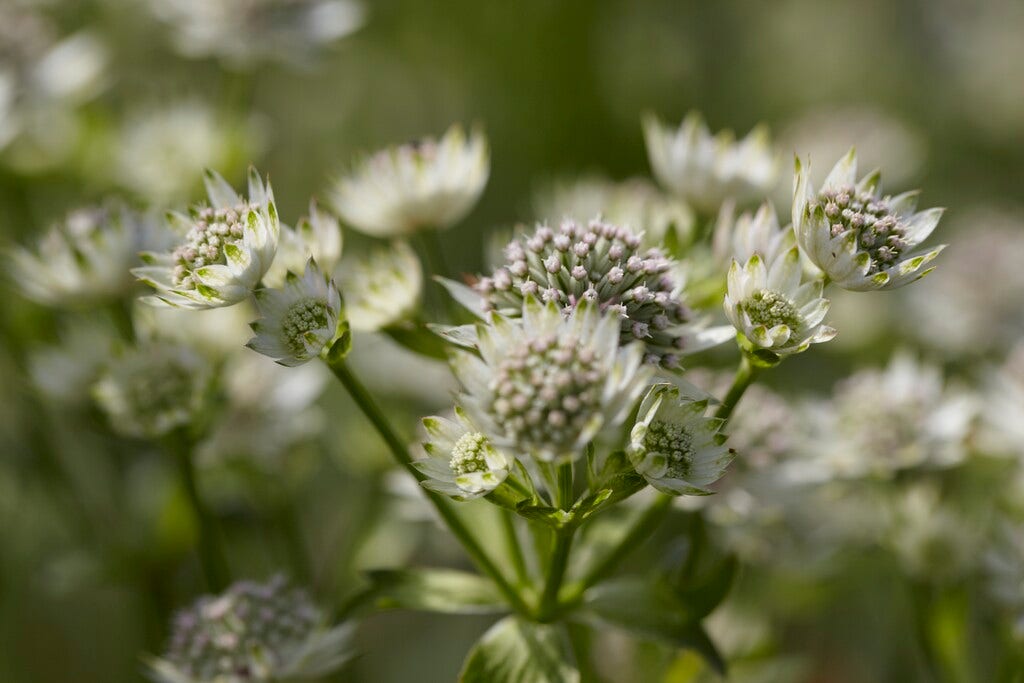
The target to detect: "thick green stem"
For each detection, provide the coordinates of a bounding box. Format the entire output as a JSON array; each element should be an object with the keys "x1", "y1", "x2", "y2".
[
  {"x1": 325, "y1": 357, "x2": 530, "y2": 616},
  {"x1": 538, "y1": 530, "x2": 574, "y2": 622},
  {"x1": 501, "y1": 511, "x2": 529, "y2": 586},
  {"x1": 714, "y1": 355, "x2": 757, "y2": 423}
]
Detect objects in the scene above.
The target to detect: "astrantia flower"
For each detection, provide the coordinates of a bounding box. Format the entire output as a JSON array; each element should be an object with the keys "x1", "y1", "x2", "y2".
[
  {"x1": 339, "y1": 240, "x2": 422, "y2": 332},
  {"x1": 792, "y1": 148, "x2": 946, "y2": 291},
  {"x1": 263, "y1": 200, "x2": 343, "y2": 288},
  {"x1": 247, "y1": 260, "x2": 343, "y2": 367},
  {"x1": 724, "y1": 248, "x2": 836, "y2": 357},
  {"x1": 10, "y1": 204, "x2": 145, "y2": 308},
  {"x1": 418, "y1": 408, "x2": 510, "y2": 499},
  {"x1": 134, "y1": 168, "x2": 279, "y2": 309},
  {"x1": 93, "y1": 342, "x2": 212, "y2": 439},
  {"x1": 627, "y1": 384, "x2": 733, "y2": 495},
  {"x1": 148, "y1": 575, "x2": 353, "y2": 683},
  {"x1": 643, "y1": 112, "x2": 778, "y2": 212},
  {"x1": 472, "y1": 218, "x2": 731, "y2": 368},
  {"x1": 451, "y1": 298, "x2": 653, "y2": 463},
  {"x1": 330, "y1": 125, "x2": 489, "y2": 237},
  {"x1": 712, "y1": 201, "x2": 794, "y2": 267}
]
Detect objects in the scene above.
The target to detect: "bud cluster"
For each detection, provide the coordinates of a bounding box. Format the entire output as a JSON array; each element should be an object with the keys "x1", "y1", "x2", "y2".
[
  {"x1": 173, "y1": 204, "x2": 250, "y2": 287},
  {"x1": 281, "y1": 299, "x2": 330, "y2": 358},
  {"x1": 739, "y1": 289, "x2": 803, "y2": 330},
  {"x1": 643, "y1": 419, "x2": 694, "y2": 479},
  {"x1": 449, "y1": 431, "x2": 492, "y2": 475},
  {"x1": 809, "y1": 187, "x2": 907, "y2": 274}
]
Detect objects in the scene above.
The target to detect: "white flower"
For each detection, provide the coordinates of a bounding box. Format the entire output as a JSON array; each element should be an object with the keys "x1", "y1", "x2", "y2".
[
  {"x1": 29, "y1": 316, "x2": 118, "y2": 404},
  {"x1": 133, "y1": 299, "x2": 255, "y2": 359},
  {"x1": 418, "y1": 408, "x2": 511, "y2": 499},
  {"x1": 977, "y1": 344, "x2": 1024, "y2": 457},
  {"x1": 148, "y1": 575, "x2": 353, "y2": 683},
  {"x1": 93, "y1": 342, "x2": 213, "y2": 439},
  {"x1": 627, "y1": 383, "x2": 733, "y2": 495},
  {"x1": 792, "y1": 148, "x2": 946, "y2": 291},
  {"x1": 10, "y1": 203, "x2": 146, "y2": 308},
  {"x1": 146, "y1": 0, "x2": 365, "y2": 67},
  {"x1": 985, "y1": 522, "x2": 1024, "y2": 638},
  {"x1": 712, "y1": 200, "x2": 794, "y2": 267},
  {"x1": 724, "y1": 248, "x2": 836, "y2": 357},
  {"x1": 339, "y1": 240, "x2": 422, "y2": 332},
  {"x1": 134, "y1": 168, "x2": 280, "y2": 309},
  {"x1": 885, "y1": 483, "x2": 979, "y2": 581},
  {"x1": 247, "y1": 260, "x2": 343, "y2": 366},
  {"x1": 263, "y1": 200, "x2": 343, "y2": 288},
  {"x1": 643, "y1": 112, "x2": 778, "y2": 212},
  {"x1": 450, "y1": 298, "x2": 654, "y2": 463},
  {"x1": 330, "y1": 124, "x2": 489, "y2": 237}
]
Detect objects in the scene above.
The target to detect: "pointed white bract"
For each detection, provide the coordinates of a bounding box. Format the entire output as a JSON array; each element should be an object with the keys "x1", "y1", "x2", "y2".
[
  {"x1": 134, "y1": 168, "x2": 280, "y2": 309},
  {"x1": 724, "y1": 247, "x2": 836, "y2": 357},
  {"x1": 418, "y1": 408, "x2": 511, "y2": 499},
  {"x1": 792, "y1": 148, "x2": 946, "y2": 291},
  {"x1": 263, "y1": 200, "x2": 343, "y2": 288},
  {"x1": 247, "y1": 259, "x2": 343, "y2": 367},
  {"x1": 712, "y1": 200, "x2": 794, "y2": 267},
  {"x1": 643, "y1": 112, "x2": 778, "y2": 212},
  {"x1": 330, "y1": 124, "x2": 489, "y2": 237},
  {"x1": 451, "y1": 298, "x2": 654, "y2": 463},
  {"x1": 339, "y1": 240, "x2": 422, "y2": 332}
]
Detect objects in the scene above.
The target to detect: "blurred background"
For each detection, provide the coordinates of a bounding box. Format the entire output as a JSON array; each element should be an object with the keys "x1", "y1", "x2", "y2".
[{"x1": 2, "y1": 0, "x2": 1023, "y2": 681}]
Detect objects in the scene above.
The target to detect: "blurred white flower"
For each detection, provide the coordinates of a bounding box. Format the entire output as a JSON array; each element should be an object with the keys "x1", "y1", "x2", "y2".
[
  {"x1": 146, "y1": 0, "x2": 365, "y2": 67},
  {"x1": 712, "y1": 201, "x2": 794, "y2": 268},
  {"x1": 10, "y1": 203, "x2": 148, "y2": 308},
  {"x1": 330, "y1": 124, "x2": 489, "y2": 237},
  {"x1": 133, "y1": 299, "x2": 255, "y2": 359},
  {"x1": 339, "y1": 240, "x2": 422, "y2": 332},
  {"x1": 263, "y1": 200, "x2": 343, "y2": 289},
  {"x1": 248, "y1": 260, "x2": 343, "y2": 366},
  {"x1": 418, "y1": 408, "x2": 510, "y2": 499},
  {"x1": 885, "y1": 483, "x2": 980, "y2": 581},
  {"x1": 29, "y1": 316, "x2": 118, "y2": 404},
  {"x1": 793, "y1": 149, "x2": 945, "y2": 291},
  {"x1": 135, "y1": 168, "x2": 280, "y2": 309},
  {"x1": 977, "y1": 344, "x2": 1024, "y2": 458},
  {"x1": 643, "y1": 112, "x2": 777, "y2": 213},
  {"x1": 724, "y1": 248, "x2": 835, "y2": 357},
  {"x1": 985, "y1": 521, "x2": 1024, "y2": 638}
]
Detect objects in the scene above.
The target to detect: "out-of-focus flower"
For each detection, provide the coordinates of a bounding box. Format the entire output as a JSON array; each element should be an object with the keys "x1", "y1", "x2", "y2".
[
  {"x1": 148, "y1": 575, "x2": 353, "y2": 683},
  {"x1": 116, "y1": 101, "x2": 264, "y2": 205},
  {"x1": 10, "y1": 204, "x2": 147, "y2": 308},
  {"x1": 339, "y1": 240, "x2": 421, "y2": 332},
  {"x1": 643, "y1": 112, "x2": 777, "y2": 212},
  {"x1": 985, "y1": 522, "x2": 1024, "y2": 639},
  {"x1": 885, "y1": 483, "x2": 979, "y2": 581},
  {"x1": 451, "y1": 298, "x2": 653, "y2": 463},
  {"x1": 724, "y1": 248, "x2": 835, "y2": 358},
  {"x1": 712, "y1": 201, "x2": 794, "y2": 267},
  {"x1": 133, "y1": 300, "x2": 255, "y2": 359},
  {"x1": 627, "y1": 383, "x2": 733, "y2": 495},
  {"x1": 418, "y1": 408, "x2": 510, "y2": 499},
  {"x1": 247, "y1": 260, "x2": 343, "y2": 367},
  {"x1": 533, "y1": 176, "x2": 695, "y2": 250},
  {"x1": 28, "y1": 316, "x2": 118, "y2": 404},
  {"x1": 977, "y1": 344, "x2": 1024, "y2": 458},
  {"x1": 93, "y1": 342, "x2": 213, "y2": 439},
  {"x1": 263, "y1": 200, "x2": 343, "y2": 288},
  {"x1": 135, "y1": 168, "x2": 279, "y2": 309},
  {"x1": 145, "y1": 0, "x2": 365, "y2": 68},
  {"x1": 470, "y1": 218, "x2": 731, "y2": 368},
  {"x1": 330, "y1": 125, "x2": 489, "y2": 237},
  {"x1": 793, "y1": 149, "x2": 945, "y2": 291}
]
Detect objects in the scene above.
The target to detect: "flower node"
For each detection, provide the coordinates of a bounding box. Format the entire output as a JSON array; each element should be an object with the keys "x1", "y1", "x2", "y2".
[
  {"x1": 644, "y1": 419, "x2": 694, "y2": 478},
  {"x1": 172, "y1": 203, "x2": 250, "y2": 287},
  {"x1": 282, "y1": 299, "x2": 330, "y2": 356},
  {"x1": 740, "y1": 289, "x2": 803, "y2": 329},
  {"x1": 449, "y1": 431, "x2": 491, "y2": 475},
  {"x1": 811, "y1": 187, "x2": 907, "y2": 274}
]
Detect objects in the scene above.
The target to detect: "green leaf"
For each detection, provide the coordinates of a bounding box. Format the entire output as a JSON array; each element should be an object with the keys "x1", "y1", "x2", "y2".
[
  {"x1": 460, "y1": 617, "x2": 580, "y2": 683},
  {"x1": 676, "y1": 554, "x2": 738, "y2": 620},
  {"x1": 385, "y1": 323, "x2": 449, "y2": 360},
  {"x1": 362, "y1": 568, "x2": 508, "y2": 615},
  {"x1": 325, "y1": 322, "x2": 352, "y2": 363}
]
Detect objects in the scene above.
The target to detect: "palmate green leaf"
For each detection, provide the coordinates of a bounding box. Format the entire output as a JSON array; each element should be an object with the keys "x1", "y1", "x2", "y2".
[
  {"x1": 362, "y1": 568, "x2": 508, "y2": 615},
  {"x1": 460, "y1": 617, "x2": 580, "y2": 683}
]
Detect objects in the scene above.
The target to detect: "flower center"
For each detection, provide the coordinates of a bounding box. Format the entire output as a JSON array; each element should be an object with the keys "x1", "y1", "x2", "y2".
[
  {"x1": 449, "y1": 432, "x2": 491, "y2": 475},
  {"x1": 740, "y1": 289, "x2": 803, "y2": 329},
  {"x1": 282, "y1": 298, "x2": 330, "y2": 356},
  {"x1": 644, "y1": 419, "x2": 693, "y2": 478},
  {"x1": 813, "y1": 186, "x2": 907, "y2": 274},
  {"x1": 172, "y1": 203, "x2": 250, "y2": 287},
  {"x1": 488, "y1": 332, "x2": 603, "y2": 453}
]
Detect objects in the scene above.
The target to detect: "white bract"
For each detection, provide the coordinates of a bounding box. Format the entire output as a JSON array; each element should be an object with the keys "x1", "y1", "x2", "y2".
[
  {"x1": 643, "y1": 112, "x2": 777, "y2": 212},
  {"x1": 247, "y1": 260, "x2": 343, "y2": 367},
  {"x1": 263, "y1": 200, "x2": 343, "y2": 288},
  {"x1": 451, "y1": 298, "x2": 654, "y2": 463},
  {"x1": 627, "y1": 383, "x2": 734, "y2": 496},
  {"x1": 792, "y1": 148, "x2": 946, "y2": 291},
  {"x1": 135, "y1": 168, "x2": 280, "y2": 309},
  {"x1": 330, "y1": 125, "x2": 489, "y2": 237},
  {"x1": 418, "y1": 408, "x2": 511, "y2": 499},
  {"x1": 724, "y1": 248, "x2": 836, "y2": 357},
  {"x1": 339, "y1": 240, "x2": 422, "y2": 332},
  {"x1": 712, "y1": 201, "x2": 794, "y2": 267}
]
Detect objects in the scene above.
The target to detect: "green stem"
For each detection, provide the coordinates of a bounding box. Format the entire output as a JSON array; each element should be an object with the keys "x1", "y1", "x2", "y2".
[
  {"x1": 277, "y1": 498, "x2": 312, "y2": 585},
  {"x1": 167, "y1": 431, "x2": 229, "y2": 592},
  {"x1": 713, "y1": 355, "x2": 756, "y2": 423},
  {"x1": 557, "y1": 462, "x2": 574, "y2": 510},
  {"x1": 538, "y1": 530, "x2": 574, "y2": 622},
  {"x1": 501, "y1": 511, "x2": 529, "y2": 586},
  {"x1": 325, "y1": 357, "x2": 530, "y2": 616}
]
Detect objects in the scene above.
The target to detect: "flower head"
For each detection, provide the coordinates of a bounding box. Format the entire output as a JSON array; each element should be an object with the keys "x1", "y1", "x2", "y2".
[
  {"x1": 724, "y1": 247, "x2": 836, "y2": 357},
  {"x1": 330, "y1": 125, "x2": 489, "y2": 237},
  {"x1": 627, "y1": 383, "x2": 734, "y2": 495},
  {"x1": 643, "y1": 112, "x2": 777, "y2": 212},
  {"x1": 418, "y1": 408, "x2": 510, "y2": 499},
  {"x1": 263, "y1": 200, "x2": 343, "y2": 288},
  {"x1": 247, "y1": 260, "x2": 343, "y2": 367},
  {"x1": 339, "y1": 240, "x2": 422, "y2": 331},
  {"x1": 135, "y1": 168, "x2": 280, "y2": 309},
  {"x1": 10, "y1": 203, "x2": 145, "y2": 307},
  {"x1": 148, "y1": 575, "x2": 353, "y2": 683},
  {"x1": 792, "y1": 148, "x2": 946, "y2": 290},
  {"x1": 712, "y1": 200, "x2": 794, "y2": 267},
  {"x1": 474, "y1": 218, "x2": 730, "y2": 368},
  {"x1": 451, "y1": 298, "x2": 654, "y2": 463}
]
